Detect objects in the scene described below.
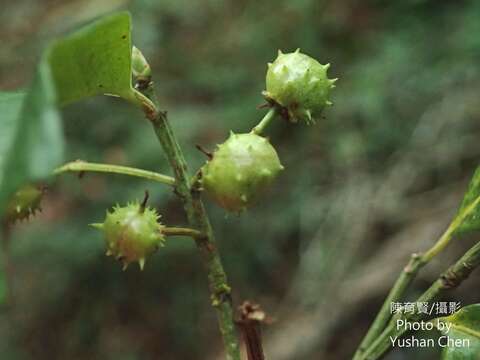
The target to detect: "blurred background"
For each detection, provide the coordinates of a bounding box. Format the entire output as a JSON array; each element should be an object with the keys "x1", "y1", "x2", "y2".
[{"x1": 1, "y1": 0, "x2": 480, "y2": 359}]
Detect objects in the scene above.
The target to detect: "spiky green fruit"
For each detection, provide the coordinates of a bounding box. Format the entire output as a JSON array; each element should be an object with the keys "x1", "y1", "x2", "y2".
[
  {"x1": 4, "y1": 184, "x2": 43, "y2": 223},
  {"x1": 264, "y1": 49, "x2": 337, "y2": 124},
  {"x1": 91, "y1": 202, "x2": 165, "y2": 270},
  {"x1": 201, "y1": 132, "x2": 284, "y2": 212}
]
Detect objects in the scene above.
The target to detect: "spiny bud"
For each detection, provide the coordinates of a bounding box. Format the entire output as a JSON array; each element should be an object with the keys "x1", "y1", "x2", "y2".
[
  {"x1": 4, "y1": 184, "x2": 44, "y2": 223},
  {"x1": 91, "y1": 199, "x2": 165, "y2": 270},
  {"x1": 264, "y1": 49, "x2": 337, "y2": 124},
  {"x1": 201, "y1": 132, "x2": 284, "y2": 212}
]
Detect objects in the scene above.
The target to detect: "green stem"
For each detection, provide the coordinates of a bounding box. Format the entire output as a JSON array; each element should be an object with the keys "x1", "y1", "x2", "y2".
[
  {"x1": 54, "y1": 161, "x2": 176, "y2": 186},
  {"x1": 353, "y1": 254, "x2": 424, "y2": 359},
  {"x1": 142, "y1": 94, "x2": 240, "y2": 358},
  {"x1": 354, "y1": 216, "x2": 461, "y2": 359},
  {"x1": 362, "y1": 240, "x2": 480, "y2": 360},
  {"x1": 163, "y1": 226, "x2": 203, "y2": 239},
  {"x1": 361, "y1": 322, "x2": 396, "y2": 360},
  {"x1": 251, "y1": 107, "x2": 277, "y2": 135},
  {"x1": 421, "y1": 201, "x2": 474, "y2": 261}
]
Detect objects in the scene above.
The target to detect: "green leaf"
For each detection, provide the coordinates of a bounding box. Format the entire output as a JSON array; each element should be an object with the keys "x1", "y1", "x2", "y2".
[
  {"x1": 47, "y1": 11, "x2": 138, "y2": 105},
  {"x1": 452, "y1": 167, "x2": 480, "y2": 234},
  {"x1": 0, "y1": 93, "x2": 26, "y2": 187},
  {"x1": 436, "y1": 304, "x2": 480, "y2": 360},
  {"x1": 0, "y1": 11, "x2": 142, "y2": 216},
  {"x1": 0, "y1": 11, "x2": 144, "y2": 304},
  {"x1": 0, "y1": 61, "x2": 63, "y2": 215}
]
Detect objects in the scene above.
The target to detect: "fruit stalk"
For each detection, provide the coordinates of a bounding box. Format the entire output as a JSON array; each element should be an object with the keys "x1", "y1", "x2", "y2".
[
  {"x1": 141, "y1": 92, "x2": 240, "y2": 358},
  {"x1": 54, "y1": 161, "x2": 176, "y2": 186},
  {"x1": 162, "y1": 227, "x2": 203, "y2": 239},
  {"x1": 251, "y1": 107, "x2": 277, "y2": 135}
]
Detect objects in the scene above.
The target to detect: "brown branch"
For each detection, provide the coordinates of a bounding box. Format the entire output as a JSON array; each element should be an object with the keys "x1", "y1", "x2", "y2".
[{"x1": 236, "y1": 301, "x2": 272, "y2": 360}]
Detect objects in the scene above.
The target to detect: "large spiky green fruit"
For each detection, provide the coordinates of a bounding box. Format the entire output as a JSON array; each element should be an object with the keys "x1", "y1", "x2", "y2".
[
  {"x1": 264, "y1": 49, "x2": 337, "y2": 124},
  {"x1": 201, "y1": 132, "x2": 284, "y2": 212},
  {"x1": 91, "y1": 202, "x2": 165, "y2": 270},
  {"x1": 4, "y1": 184, "x2": 43, "y2": 223}
]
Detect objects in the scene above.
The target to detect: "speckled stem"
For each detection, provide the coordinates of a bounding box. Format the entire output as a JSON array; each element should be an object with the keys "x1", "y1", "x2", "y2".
[{"x1": 138, "y1": 87, "x2": 241, "y2": 360}]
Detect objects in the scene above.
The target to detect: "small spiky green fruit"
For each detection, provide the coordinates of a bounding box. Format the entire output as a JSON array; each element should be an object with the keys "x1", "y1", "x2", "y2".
[
  {"x1": 201, "y1": 132, "x2": 284, "y2": 212},
  {"x1": 91, "y1": 202, "x2": 165, "y2": 270},
  {"x1": 5, "y1": 184, "x2": 43, "y2": 223},
  {"x1": 264, "y1": 49, "x2": 337, "y2": 124}
]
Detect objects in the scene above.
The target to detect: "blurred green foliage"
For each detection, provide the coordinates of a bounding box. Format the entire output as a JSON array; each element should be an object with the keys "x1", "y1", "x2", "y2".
[{"x1": 1, "y1": 0, "x2": 480, "y2": 359}]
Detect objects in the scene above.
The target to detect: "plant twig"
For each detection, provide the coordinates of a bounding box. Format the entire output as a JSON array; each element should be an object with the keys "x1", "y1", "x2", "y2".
[
  {"x1": 354, "y1": 203, "x2": 472, "y2": 359},
  {"x1": 251, "y1": 107, "x2": 277, "y2": 135},
  {"x1": 362, "y1": 239, "x2": 480, "y2": 360},
  {"x1": 54, "y1": 160, "x2": 176, "y2": 186},
  {"x1": 163, "y1": 226, "x2": 203, "y2": 239},
  {"x1": 236, "y1": 301, "x2": 270, "y2": 360},
  {"x1": 352, "y1": 253, "x2": 423, "y2": 359},
  {"x1": 141, "y1": 87, "x2": 240, "y2": 359},
  {"x1": 353, "y1": 231, "x2": 450, "y2": 358},
  {"x1": 421, "y1": 198, "x2": 479, "y2": 261},
  {"x1": 196, "y1": 144, "x2": 213, "y2": 160},
  {"x1": 139, "y1": 190, "x2": 150, "y2": 213}
]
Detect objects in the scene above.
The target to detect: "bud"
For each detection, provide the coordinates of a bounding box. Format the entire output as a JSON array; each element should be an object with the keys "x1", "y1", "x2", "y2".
[{"x1": 132, "y1": 46, "x2": 152, "y2": 87}]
